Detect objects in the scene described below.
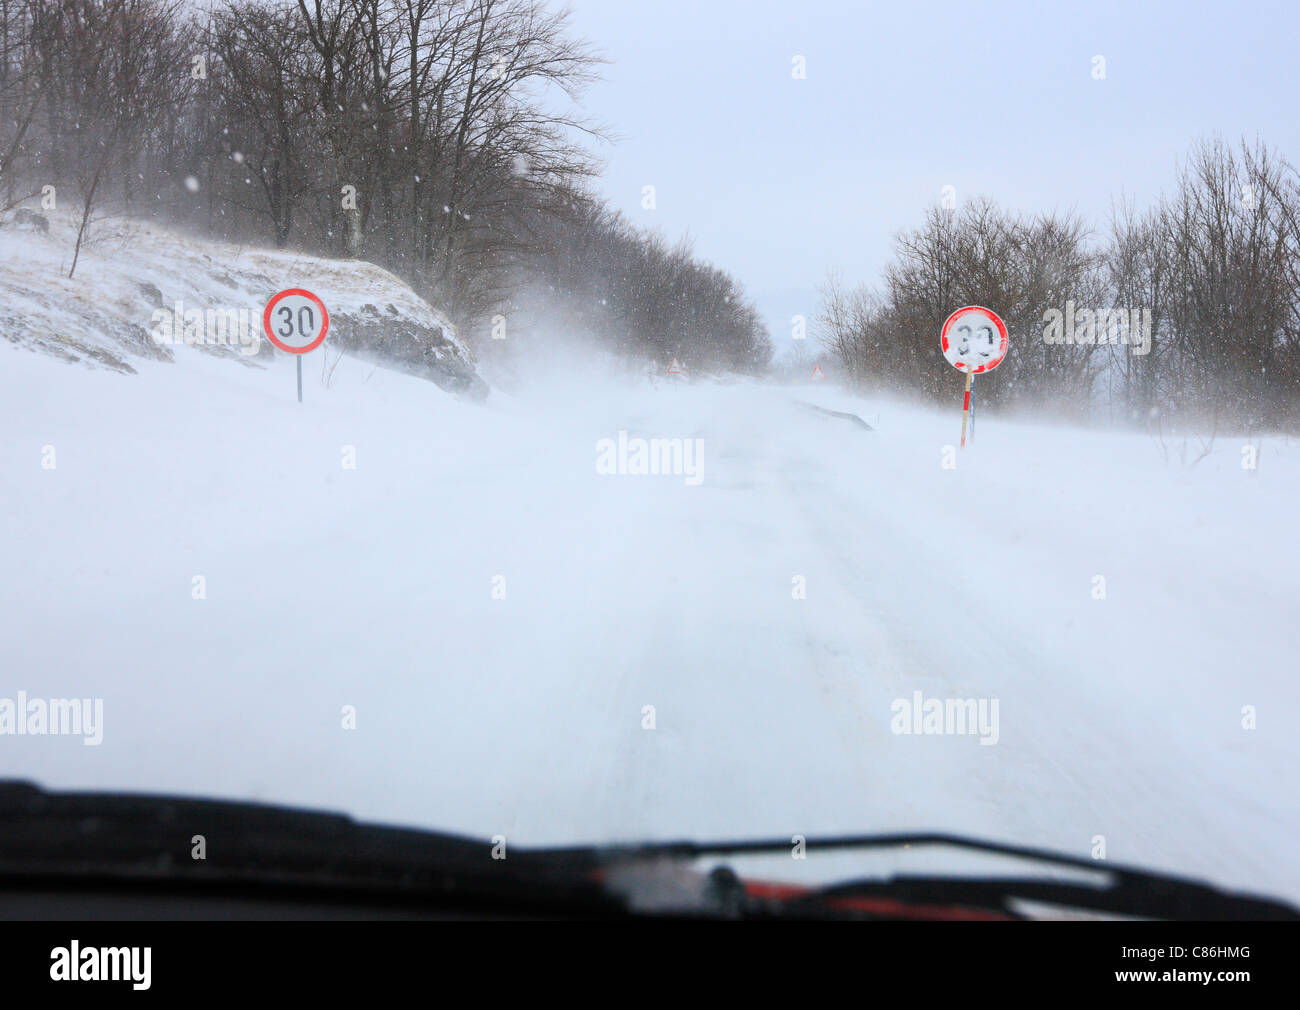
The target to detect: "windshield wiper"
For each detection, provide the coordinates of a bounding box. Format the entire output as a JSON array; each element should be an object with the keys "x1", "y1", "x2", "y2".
[
  {"x1": 2, "y1": 782, "x2": 1294, "y2": 920},
  {"x1": 533, "y1": 833, "x2": 1300, "y2": 920}
]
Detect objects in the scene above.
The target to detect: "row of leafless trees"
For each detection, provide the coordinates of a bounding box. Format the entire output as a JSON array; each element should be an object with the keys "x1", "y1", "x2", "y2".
[
  {"x1": 494, "y1": 198, "x2": 772, "y2": 374},
  {"x1": 0, "y1": 0, "x2": 772, "y2": 368},
  {"x1": 818, "y1": 138, "x2": 1300, "y2": 431},
  {"x1": 0, "y1": 0, "x2": 188, "y2": 275}
]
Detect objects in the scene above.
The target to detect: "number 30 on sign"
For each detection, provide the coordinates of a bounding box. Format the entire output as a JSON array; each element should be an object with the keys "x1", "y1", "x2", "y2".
[
  {"x1": 263, "y1": 288, "x2": 329, "y2": 354},
  {"x1": 940, "y1": 305, "x2": 1007, "y2": 374}
]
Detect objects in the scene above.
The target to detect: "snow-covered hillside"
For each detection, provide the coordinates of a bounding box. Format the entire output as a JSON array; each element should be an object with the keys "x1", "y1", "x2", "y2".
[
  {"x1": 3, "y1": 331, "x2": 1298, "y2": 903},
  {"x1": 0, "y1": 208, "x2": 485, "y2": 397}
]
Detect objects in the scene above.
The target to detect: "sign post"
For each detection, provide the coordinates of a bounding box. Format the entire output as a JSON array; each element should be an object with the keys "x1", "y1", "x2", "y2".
[
  {"x1": 960, "y1": 371, "x2": 972, "y2": 445},
  {"x1": 940, "y1": 305, "x2": 1007, "y2": 447},
  {"x1": 263, "y1": 288, "x2": 329, "y2": 403}
]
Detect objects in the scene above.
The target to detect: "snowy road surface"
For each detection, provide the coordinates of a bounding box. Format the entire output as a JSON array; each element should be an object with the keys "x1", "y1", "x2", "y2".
[{"x1": 3, "y1": 345, "x2": 1298, "y2": 899}]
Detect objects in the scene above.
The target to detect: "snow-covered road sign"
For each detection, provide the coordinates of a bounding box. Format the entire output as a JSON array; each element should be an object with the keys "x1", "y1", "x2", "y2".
[
  {"x1": 941, "y1": 306, "x2": 1007, "y2": 448},
  {"x1": 940, "y1": 305, "x2": 1008, "y2": 374}
]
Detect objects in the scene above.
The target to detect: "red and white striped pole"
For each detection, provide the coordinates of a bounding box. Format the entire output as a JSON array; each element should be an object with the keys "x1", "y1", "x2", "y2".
[
  {"x1": 969, "y1": 372, "x2": 976, "y2": 442},
  {"x1": 960, "y1": 371, "x2": 972, "y2": 447}
]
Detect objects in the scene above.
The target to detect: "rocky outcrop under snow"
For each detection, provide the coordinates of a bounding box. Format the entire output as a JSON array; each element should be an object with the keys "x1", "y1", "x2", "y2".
[{"x1": 0, "y1": 209, "x2": 487, "y2": 399}]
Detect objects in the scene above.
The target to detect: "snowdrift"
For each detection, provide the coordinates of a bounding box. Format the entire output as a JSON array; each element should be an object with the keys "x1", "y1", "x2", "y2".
[{"x1": 0, "y1": 208, "x2": 487, "y2": 399}]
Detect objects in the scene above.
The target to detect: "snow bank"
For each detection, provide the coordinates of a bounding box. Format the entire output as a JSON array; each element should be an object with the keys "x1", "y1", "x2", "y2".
[{"x1": 0, "y1": 208, "x2": 486, "y2": 398}]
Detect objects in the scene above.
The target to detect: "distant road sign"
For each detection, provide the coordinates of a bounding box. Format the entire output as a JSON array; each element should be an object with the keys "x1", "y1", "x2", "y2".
[
  {"x1": 263, "y1": 289, "x2": 329, "y2": 354},
  {"x1": 940, "y1": 305, "x2": 1008, "y2": 374}
]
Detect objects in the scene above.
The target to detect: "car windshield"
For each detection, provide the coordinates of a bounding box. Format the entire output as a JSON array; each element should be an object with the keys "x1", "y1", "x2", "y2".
[{"x1": 1, "y1": 0, "x2": 1297, "y2": 911}]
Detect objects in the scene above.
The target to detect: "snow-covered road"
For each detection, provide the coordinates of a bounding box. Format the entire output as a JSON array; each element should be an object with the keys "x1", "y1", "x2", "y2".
[{"x1": 4, "y1": 345, "x2": 1298, "y2": 900}]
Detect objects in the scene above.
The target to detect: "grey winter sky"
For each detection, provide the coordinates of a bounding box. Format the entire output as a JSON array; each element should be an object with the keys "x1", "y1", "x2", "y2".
[{"x1": 566, "y1": 0, "x2": 1300, "y2": 351}]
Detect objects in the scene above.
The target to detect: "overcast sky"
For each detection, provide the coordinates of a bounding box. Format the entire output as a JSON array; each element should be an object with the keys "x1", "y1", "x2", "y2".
[{"x1": 564, "y1": 0, "x2": 1300, "y2": 349}]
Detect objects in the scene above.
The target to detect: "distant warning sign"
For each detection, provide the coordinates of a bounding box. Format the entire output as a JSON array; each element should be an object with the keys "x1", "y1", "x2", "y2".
[
  {"x1": 940, "y1": 305, "x2": 1008, "y2": 374},
  {"x1": 263, "y1": 288, "x2": 329, "y2": 354},
  {"x1": 667, "y1": 358, "x2": 685, "y2": 374},
  {"x1": 811, "y1": 363, "x2": 825, "y2": 381}
]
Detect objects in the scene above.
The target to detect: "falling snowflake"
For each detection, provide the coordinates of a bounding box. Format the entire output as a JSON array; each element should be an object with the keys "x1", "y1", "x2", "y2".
[{"x1": 184, "y1": 176, "x2": 200, "y2": 193}]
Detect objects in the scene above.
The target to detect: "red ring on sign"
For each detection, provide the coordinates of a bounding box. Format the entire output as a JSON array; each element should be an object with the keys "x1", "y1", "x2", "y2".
[
  {"x1": 940, "y1": 305, "x2": 1008, "y2": 373},
  {"x1": 264, "y1": 288, "x2": 329, "y2": 354}
]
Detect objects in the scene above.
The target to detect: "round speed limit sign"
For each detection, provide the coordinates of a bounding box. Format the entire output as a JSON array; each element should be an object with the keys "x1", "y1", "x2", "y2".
[
  {"x1": 263, "y1": 288, "x2": 329, "y2": 354},
  {"x1": 940, "y1": 305, "x2": 1008, "y2": 374}
]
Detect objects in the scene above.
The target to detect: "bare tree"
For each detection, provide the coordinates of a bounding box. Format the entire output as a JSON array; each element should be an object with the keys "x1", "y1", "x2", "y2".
[
  {"x1": 0, "y1": 0, "x2": 48, "y2": 211},
  {"x1": 1154, "y1": 138, "x2": 1298, "y2": 430},
  {"x1": 28, "y1": 0, "x2": 191, "y2": 277},
  {"x1": 210, "y1": 1, "x2": 320, "y2": 248},
  {"x1": 819, "y1": 199, "x2": 1104, "y2": 416}
]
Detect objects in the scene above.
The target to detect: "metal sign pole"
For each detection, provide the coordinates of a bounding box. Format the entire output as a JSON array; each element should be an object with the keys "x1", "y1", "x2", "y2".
[
  {"x1": 296, "y1": 356, "x2": 303, "y2": 403},
  {"x1": 960, "y1": 371, "x2": 972, "y2": 447}
]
